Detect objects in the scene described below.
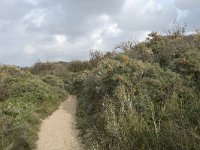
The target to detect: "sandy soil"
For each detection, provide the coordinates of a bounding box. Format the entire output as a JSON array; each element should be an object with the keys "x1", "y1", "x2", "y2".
[{"x1": 36, "y1": 95, "x2": 82, "y2": 150}]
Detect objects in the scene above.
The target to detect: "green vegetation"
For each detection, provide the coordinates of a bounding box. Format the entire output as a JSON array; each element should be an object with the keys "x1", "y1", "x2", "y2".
[
  {"x1": 0, "y1": 66, "x2": 67, "y2": 149},
  {"x1": 75, "y1": 32, "x2": 200, "y2": 149},
  {"x1": 1, "y1": 26, "x2": 200, "y2": 150}
]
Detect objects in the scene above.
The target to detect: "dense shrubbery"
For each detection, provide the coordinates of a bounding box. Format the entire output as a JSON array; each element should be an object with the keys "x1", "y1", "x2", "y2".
[
  {"x1": 76, "y1": 33, "x2": 200, "y2": 149},
  {"x1": 67, "y1": 60, "x2": 92, "y2": 72},
  {"x1": 0, "y1": 66, "x2": 67, "y2": 150},
  {"x1": 1, "y1": 29, "x2": 200, "y2": 150},
  {"x1": 30, "y1": 61, "x2": 93, "y2": 94},
  {"x1": 30, "y1": 62, "x2": 69, "y2": 78}
]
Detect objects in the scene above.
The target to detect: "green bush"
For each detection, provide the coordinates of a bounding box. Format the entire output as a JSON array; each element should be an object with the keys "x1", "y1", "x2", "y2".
[
  {"x1": 42, "y1": 75, "x2": 65, "y2": 89},
  {"x1": 0, "y1": 66, "x2": 67, "y2": 149},
  {"x1": 30, "y1": 62, "x2": 69, "y2": 78},
  {"x1": 76, "y1": 41, "x2": 200, "y2": 149},
  {"x1": 68, "y1": 60, "x2": 91, "y2": 72}
]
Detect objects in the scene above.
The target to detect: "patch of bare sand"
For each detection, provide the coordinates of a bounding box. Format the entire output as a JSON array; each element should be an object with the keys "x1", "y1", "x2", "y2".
[{"x1": 36, "y1": 95, "x2": 82, "y2": 150}]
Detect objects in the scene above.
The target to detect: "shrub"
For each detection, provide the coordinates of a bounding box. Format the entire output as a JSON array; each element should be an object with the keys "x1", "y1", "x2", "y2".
[
  {"x1": 30, "y1": 62, "x2": 69, "y2": 78},
  {"x1": 76, "y1": 54, "x2": 200, "y2": 149},
  {"x1": 42, "y1": 75, "x2": 65, "y2": 89},
  {"x1": 68, "y1": 61, "x2": 91, "y2": 72},
  {"x1": 0, "y1": 66, "x2": 67, "y2": 149}
]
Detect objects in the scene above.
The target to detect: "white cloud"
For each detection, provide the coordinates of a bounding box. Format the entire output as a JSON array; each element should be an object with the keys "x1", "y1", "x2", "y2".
[
  {"x1": 24, "y1": 9, "x2": 45, "y2": 27},
  {"x1": 105, "y1": 23, "x2": 121, "y2": 35},
  {"x1": 100, "y1": 14, "x2": 110, "y2": 21},
  {"x1": 23, "y1": 46, "x2": 36, "y2": 55},
  {"x1": 54, "y1": 34, "x2": 67, "y2": 45},
  {"x1": 23, "y1": 0, "x2": 38, "y2": 5}
]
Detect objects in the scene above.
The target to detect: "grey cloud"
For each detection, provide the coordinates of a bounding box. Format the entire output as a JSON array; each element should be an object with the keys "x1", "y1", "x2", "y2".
[
  {"x1": 0, "y1": 0, "x2": 200, "y2": 66},
  {"x1": 174, "y1": 0, "x2": 200, "y2": 30},
  {"x1": 38, "y1": 0, "x2": 124, "y2": 15},
  {"x1": 115, "y1": 0, "x2": 177, "y2": 32},
  {"x1": 0, "y1": 0, "x2": 33, "y2": 20},
  {"x1": 25, "y1": 0, "x2": 124, "y2": 38},
  {"x1": 175, "y1": 0, "x2": 200, "y2": 10},
  {"x1": 181, "y1": 9, "x2": 200, "y2": 31}
]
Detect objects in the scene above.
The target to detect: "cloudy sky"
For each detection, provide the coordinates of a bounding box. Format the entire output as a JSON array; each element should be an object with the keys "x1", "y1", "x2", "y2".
[{"x1": 0, "y1": 0, "x2": 200, "y2": 66}]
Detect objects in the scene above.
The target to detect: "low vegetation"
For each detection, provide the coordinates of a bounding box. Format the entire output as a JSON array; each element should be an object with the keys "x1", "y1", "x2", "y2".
[
  {"x1": 1, "y1": 25, "x2": 200, "y2": 150},
  {"x1": 75, "y1": 31, "x2": 200, "y2": 149},
  {"x1": 0, "y1": 66, "x2": 67, "y2": 149}
]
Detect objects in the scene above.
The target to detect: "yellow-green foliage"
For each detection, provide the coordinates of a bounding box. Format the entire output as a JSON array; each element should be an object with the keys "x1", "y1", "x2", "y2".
[
  {"x1": 67, "y1": 60, "x2": 91, "y2": 72},
  {"x1": 30, "y1": 61, "x2": 93, "y2": 94},
  {"x1": 0, "y1": 65, "x2": 67, "y2": 150},
  {"x1": 76, "y1": 34, "x2": 200, "y2": 150},
  {"x1": 30, "y1": 62, "x2": 69, "y2": 78}
]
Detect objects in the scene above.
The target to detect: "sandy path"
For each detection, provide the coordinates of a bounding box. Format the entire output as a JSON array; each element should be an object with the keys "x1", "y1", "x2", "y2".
[{"x1": 36, "y1": 95, "x2": 82, "y2": 150}]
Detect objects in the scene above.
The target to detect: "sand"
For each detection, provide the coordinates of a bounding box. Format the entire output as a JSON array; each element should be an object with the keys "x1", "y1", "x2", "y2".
[{"x1": 36, "y1": 95, "x2": 82, "y2": 150}]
